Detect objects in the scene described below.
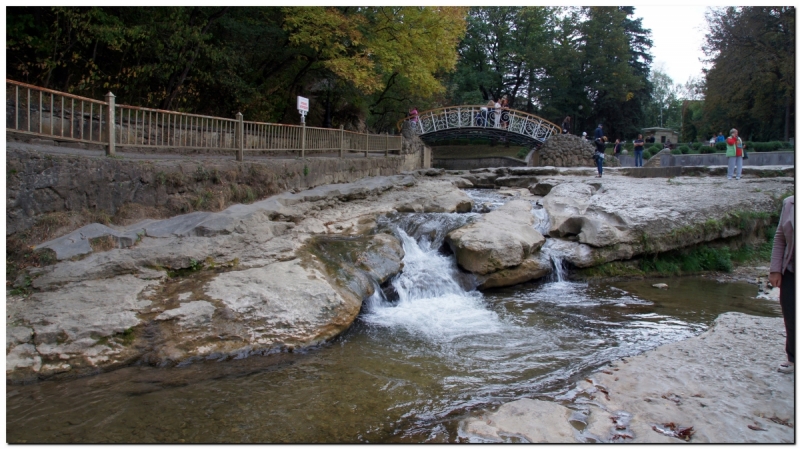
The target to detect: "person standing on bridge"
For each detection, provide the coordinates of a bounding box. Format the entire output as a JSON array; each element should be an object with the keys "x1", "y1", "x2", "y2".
[
  {"x1": 500, "y1": 96, "x2": 509, "y2": 129},
  {"x1": 494, "y1": 99, "x2": 502, "y2": 128},
  {"x1": 408, "y1": 108, "x2": 419, "y2": 129},
  {"x1": 561, "y1": 116, "x2": 571, "y2": 134},
  {"x1": 485, "y1": 99, "x2": 495, "y2": 127}
]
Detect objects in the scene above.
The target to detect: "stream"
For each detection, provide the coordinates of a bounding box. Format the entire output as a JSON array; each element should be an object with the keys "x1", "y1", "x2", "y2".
[{"x1": 6, "y1": 190, "x2": 781, "y2": 443}]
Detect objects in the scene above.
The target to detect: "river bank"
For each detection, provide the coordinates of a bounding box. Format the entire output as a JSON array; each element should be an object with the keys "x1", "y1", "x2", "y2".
[{"x1": 460, "y1": 308, "x2": 794, "y2": 443}]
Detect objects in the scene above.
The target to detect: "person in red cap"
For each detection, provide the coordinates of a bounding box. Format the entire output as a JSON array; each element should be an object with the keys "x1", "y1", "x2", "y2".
[{"x1": 725, "y1": 128, "x2": 743, "y2": 180}]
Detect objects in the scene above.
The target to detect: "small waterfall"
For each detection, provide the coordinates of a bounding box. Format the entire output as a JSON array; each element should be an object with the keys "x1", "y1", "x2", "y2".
[
  {"x1": 530, "y1": 204, "x2": 550, "y2": 236},
  {"x1": 364, "y1": 214, "x2": 502, "y2": 341},
  {"x1": 549, "y1": 253, "x2": 568, "y2": 283}
]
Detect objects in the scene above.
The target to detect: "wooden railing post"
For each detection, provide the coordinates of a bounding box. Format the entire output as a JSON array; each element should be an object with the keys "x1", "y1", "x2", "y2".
[
  {"x1": 339, "y1": 125, "x2": 344, "y2": 158},
  {"x1": 236, "y1": 112, "x2": 244, "y2": 161},
  {"x1": 301, "y1": 120, "x2": 306, "y2": 159},
  {"x1": 105, "y1": 91, "x2": 115, "y2": 156}
]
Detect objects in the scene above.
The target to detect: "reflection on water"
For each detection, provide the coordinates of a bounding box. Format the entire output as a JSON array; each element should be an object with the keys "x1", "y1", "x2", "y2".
[
  {"x1": 6, "y1": 277, "x2": 777, "y2": 443},
  {"x1": 6, "y1": 209, "x2": 780, "y2": 443}
]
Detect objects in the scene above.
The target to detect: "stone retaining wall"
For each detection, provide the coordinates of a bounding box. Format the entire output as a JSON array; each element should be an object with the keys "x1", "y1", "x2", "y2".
[
  {"x1": 530, "y1": 133, "x2": 620, "y2": 168},
  {"x1": 7, "y1": 130, "x2": 428, "y2": 236}
]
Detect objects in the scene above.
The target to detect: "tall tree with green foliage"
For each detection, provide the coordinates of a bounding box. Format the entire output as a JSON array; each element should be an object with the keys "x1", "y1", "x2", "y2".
[
  {"x1": 446, "y1": 6, "x2": 653, "y2": 139},
  {"x1": 702, "y1": 6, "x2": 795, "y2": 141},
  {"x1": 6, "y1": 6, "x2": 466, "y2": 131}
]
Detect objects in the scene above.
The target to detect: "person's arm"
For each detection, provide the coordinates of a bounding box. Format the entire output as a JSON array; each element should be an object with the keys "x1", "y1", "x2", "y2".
[{"x1": 769, "y1": 201, "x2": 789, "y2": 287}]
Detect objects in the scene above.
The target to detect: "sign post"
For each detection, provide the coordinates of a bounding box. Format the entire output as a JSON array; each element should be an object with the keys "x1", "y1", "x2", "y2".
[{"x1": 297, "y1": 96, "x2": 309, "y2": 157}]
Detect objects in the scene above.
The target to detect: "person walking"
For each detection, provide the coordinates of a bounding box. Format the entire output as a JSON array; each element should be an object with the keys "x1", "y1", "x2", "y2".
[
  {"x1": 593, "y1": 136, "x2": 606, "y2": 177},
  {"x1": 561, "y1": 116, "x2": 571, "y2": 134},
  {"x1": 725, "y1": 128, "x2": 744, "y2": 180},
  {"x1": 769, "y1": 195, "x2": 795, "y2": 374},
  {"x1": 633, "y1": 134, "x2": 644, "y2": 167}
]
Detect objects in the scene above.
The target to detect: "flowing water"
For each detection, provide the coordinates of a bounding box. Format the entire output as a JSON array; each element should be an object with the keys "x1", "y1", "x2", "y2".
[{"x1": 6, "y1": 191, "x2": 781, "y2": 443}]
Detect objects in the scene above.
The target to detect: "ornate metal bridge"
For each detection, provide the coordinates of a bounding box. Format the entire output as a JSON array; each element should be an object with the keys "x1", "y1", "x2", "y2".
[{"x1": 397, "y1": 105, "x2": 561, "y2": 147}]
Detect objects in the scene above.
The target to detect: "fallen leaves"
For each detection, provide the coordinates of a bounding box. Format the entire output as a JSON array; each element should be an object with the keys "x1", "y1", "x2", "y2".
[
  {"x1": 767, "y1": 416, "x2": 793, "y2": 428},
  {"x1": 652, "y1": 422, "x2": 695, "y2": 441}
]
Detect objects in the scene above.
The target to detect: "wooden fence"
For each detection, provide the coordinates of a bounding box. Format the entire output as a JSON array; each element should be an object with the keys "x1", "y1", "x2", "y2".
[{"x1": 6, "y1": 79, "x2": 403, "y2": 160}]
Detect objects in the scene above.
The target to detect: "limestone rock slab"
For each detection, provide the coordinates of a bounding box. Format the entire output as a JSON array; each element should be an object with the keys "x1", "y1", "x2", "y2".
[
  {"x1": 460, "y1": 398, "x2": 577, "y2": 443},
  {"x1": 446, "y1": 200, "x2": 545, "y2": 275}
]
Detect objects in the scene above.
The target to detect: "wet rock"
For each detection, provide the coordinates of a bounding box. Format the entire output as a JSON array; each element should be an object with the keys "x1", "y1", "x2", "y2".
[
  {"x1": 446, "y1": 200, "x2": 545, "y2": 275},
  {"x1": 461, "y1": 398, "x2": 577, "y2": 443},
  {"x1": 9, "y1": 175, "x2": 456, "y2": 381},
  {"x1": 394, "y1": 189, "x2": 473, "y2": 213},
  {"x1": 156, "y1": 301, "x2": 216, "y2": 328},
  {"x1": 451, "y1": 177, "x2": 474, "y2": 189},
  {"x1": 475, "y1": 251, "x2": 551, "y2": 290},
  {"x1": 529, "y1": 182, "x2": 555, "y2": 196}
]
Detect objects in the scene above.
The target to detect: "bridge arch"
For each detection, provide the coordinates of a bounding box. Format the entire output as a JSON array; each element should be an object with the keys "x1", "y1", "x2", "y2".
[{"x1": 397, "y1": 105, "x2": 561, "y2": 147}]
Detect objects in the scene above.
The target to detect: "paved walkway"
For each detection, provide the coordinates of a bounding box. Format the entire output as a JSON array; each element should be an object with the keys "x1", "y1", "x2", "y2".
[{"x1": 7, "y1": 139, "x2": 396, "y2": 161}]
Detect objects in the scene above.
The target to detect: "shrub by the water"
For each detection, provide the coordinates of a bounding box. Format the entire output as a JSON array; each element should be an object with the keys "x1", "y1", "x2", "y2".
[
  {"x1": 640, "y1": 246, "x2": 733, "y2": 275},
  {"x1": 674, "y1": 146, "x2": 690, "y2": 155}
]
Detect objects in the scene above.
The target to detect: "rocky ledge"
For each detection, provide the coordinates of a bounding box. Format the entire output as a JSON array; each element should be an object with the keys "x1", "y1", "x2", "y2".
[
  {"x1": 7, "y1": 168, "x2": 794, "y2": 382},
  {"x1": 460, "y1": 312, "x2": 794, "y2": 443}
]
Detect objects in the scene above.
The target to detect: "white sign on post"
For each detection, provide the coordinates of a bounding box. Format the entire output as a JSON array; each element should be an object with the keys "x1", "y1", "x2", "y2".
[{"x1": 297, "y1": 96, "x2": 309, "y2": 124}]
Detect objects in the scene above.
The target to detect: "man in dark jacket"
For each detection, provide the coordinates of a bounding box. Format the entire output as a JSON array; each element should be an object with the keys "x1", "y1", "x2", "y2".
[{"x1": 594, "y1": 124, "x2": 604, "y2": 141}]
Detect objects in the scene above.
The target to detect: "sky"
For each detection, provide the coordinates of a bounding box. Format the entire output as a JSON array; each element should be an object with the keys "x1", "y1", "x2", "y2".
[{"x1": 632, "y1": 5, "x2": 712, "y2": 86}]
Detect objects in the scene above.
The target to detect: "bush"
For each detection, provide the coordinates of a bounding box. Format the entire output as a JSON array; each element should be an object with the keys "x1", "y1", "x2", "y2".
[
  {"x1": 623, "y1": 141, "x2": 634, "y2": 151},
  {"x1": 652, "y1": 142, "x2": 663, "y2": 151},
  {"x1": 672, "y1": 146, "x2": 688, "y2": 155},
  {"x1": 643, "y1": 149, "x2": 653, "y2": 159},
  {"x1": 715, "y1": 142, "x2": 727, "y2": 152},
  {"x1": 691, "y1": 142, "x2": 703, "y2": 151},
  {"x1": 700, "y1": 145, "x2": 715, "y2": 154}
]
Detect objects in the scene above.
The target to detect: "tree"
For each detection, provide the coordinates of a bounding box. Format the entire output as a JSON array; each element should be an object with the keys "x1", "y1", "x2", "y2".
[
  {"x1": 6, "y1": 7, "x2": 467, "y2": 131},
  {"x1": 445, "y1": 6, "x2": 654, "y2": 139},
  {"x1": 647, "y1": 68, "x2": 677, "y2": 128},
  {"x1": 702, "y1": 6, "x2": 794, "y2": 141}
]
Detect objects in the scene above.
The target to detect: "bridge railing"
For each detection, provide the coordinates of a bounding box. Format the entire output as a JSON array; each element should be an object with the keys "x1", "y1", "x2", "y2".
[
  {"x1": 6, "y1": 79, "x2": 403, "y2": 159},
  {"x1": 396, "y1": 105, "x2": 561, "y2": 143}
]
